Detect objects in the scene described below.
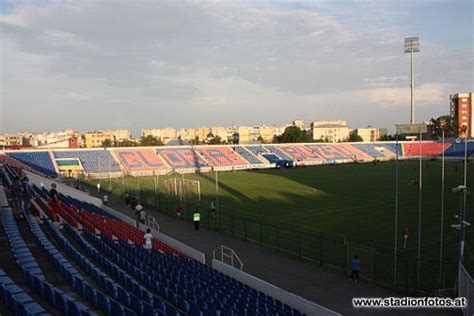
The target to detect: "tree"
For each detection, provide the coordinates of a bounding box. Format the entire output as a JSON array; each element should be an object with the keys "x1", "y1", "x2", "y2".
[
  {"x1": 101, "y1": 138, "x2": 115, "y2": 147},
  {"x1": 380, "y1": 134, "x2": 395, "y2": 141},
  {"x1": 273, "y1": 126, "x2": 313, "y2": 143},
  {"x1": 348, "y1": 133, "x2": 363, "y2": 142},
  {"x1": 257, "y1": 136, "x2": 268, "y2": 144},
  {"x1": 430, "y1": 115, "x2": 459, "y2": 138},
  {"x1": 117, "y1": 139, "x2": 136, "y2": 147},
  {"x1": 205, "y1": 132, "x2": 223, "y2": 145},
  {"x1": 189, "y1": 137, "x2": 201, "y2": 145},
  {"x1": 139, "y1": 135, "x2": 163, "y2": 146}
]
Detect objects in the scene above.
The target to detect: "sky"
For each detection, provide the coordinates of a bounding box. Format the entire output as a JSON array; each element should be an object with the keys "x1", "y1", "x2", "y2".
[{"x1": 0, "y1": 0, "x2": 473, "y2": 136}]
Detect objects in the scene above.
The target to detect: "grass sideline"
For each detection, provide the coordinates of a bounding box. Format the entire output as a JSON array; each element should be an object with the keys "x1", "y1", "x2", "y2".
[{"x1": 88, "y1": 160, "x2": 473, "y2": 292}]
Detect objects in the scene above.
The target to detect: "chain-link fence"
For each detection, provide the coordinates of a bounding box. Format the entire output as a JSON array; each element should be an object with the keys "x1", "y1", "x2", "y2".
[{"x1": 87, "y1": 178, "x2": 463, "y2": 296}]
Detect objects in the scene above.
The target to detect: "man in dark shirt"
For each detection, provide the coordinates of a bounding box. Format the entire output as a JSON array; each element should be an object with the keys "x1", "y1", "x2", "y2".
[
  {"x1": 49, "y1": 183, "x2": 59, "y2": 203},
  {"x1": 21, "y1": 177, "x2": 32, "y2": 212},
  {"x1": 10, "y1": 177, "x2": 23, "y2": 210}
]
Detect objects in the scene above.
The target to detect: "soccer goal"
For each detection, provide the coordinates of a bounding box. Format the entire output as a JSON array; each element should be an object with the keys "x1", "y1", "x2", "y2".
[{"x1": 164, "y1": 177, "x2": 201, "y2": 202}]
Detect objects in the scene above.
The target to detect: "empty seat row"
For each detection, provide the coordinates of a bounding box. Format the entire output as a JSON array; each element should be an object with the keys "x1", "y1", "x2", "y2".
[
  {"x1": 96, "y1": 230, "x2": 303, "y2": 316},
  {"x1": 114, "y1": 149, "x2": 170, "y2": 172},
  {"x1": 196, "y1": 147, "x2": 248, "y2": 167},
  {"x1": 63, "y1": 223, "x2": 182, "y2": 316},
  {"x1": 54, "y1": 151, "x2": 121, "y2": 173},
  {"x1": 2, "y1": 206, "x2": 96, "y2": 316},
  {"x1": 0, "y1": 268, "x2": 48, "y2": 316},
  {"x1": 233, "y1": 147, "x2": 262, "y2": 165},
  {"x1": 7, "y1": 152, "x2": 57, "y2": 177},
  {"x1": 157, "y1": 148, "x2": 208, "y2": 169},
  {"x1": 39, "y1": 217, "x2": 139, "y2": 316}
]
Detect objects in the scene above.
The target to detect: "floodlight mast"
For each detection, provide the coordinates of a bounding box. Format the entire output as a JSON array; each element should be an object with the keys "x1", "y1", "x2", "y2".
[{"x1": 404, "y1": 37, "x2": 420, "y2": 124}]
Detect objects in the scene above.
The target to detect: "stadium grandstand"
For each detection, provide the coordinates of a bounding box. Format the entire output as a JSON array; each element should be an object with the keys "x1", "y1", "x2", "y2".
[
  {"x1": 2, "y1": 140, "x2": 473, "y2": 178},
  {"x1": 113, "y1": 148, "x2": 171, "y2": 176},
  {"x1": 0, "y1": 159, "x2": 338, "y2": 316}
]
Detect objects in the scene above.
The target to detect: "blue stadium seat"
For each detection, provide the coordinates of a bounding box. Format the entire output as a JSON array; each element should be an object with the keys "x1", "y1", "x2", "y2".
[
  {"x1": 7, "y1": 151, "x2": 57, "y2": 177},
  {"x1": 54, "y1": 150, "x2": 121, "y2": 173},
  {"x1": 234, "y1": 146, "x2": 262, "y2": 164}
]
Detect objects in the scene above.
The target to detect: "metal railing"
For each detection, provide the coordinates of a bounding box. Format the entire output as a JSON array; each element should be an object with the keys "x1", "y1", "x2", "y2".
[
  {"x1": 147, "y1": 215, "x2": 160, "y2": 234},
  {"x1": 213, "y1": 245, "x2": 244, "y2": 271},
  {"x1": 83, "y1": 178, "x2": 468, "y2": 295},
  {"x1": 458, "y1": 263, "x2": 473, "y2": 316}
]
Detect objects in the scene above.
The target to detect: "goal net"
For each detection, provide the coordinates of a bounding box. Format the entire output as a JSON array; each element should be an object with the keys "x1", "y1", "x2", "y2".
[{"x1": 164, "y1": 178, "x2": 201, "y2": 202}]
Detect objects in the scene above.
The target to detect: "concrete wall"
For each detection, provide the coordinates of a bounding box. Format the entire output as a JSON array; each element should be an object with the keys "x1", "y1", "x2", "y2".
[{"x1": 212, "y1": 259, "x2": 340, "y2": 316}]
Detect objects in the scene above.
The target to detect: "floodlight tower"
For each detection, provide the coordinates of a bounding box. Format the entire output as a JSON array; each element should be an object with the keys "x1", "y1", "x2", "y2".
[{"x1": 404, "y1": 37, "x2": 420, "y2": 124}]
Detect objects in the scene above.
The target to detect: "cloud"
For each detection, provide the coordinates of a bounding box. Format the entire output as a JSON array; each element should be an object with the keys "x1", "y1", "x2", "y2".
[
  {"x1": 56, "y1": 92, "x2": 91, "y2": 100},
  {"x1": 0, "y1": 0, "x2": 472, "y2": 134}
]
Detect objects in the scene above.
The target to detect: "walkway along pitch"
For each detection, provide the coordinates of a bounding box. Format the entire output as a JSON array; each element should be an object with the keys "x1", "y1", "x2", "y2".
[{"x1": 86, "y1": 187, "x2": 460, "y2": 316}]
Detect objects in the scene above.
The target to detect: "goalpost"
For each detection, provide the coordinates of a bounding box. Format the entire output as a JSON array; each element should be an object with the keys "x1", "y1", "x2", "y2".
[{"x1": 164, "y1": 177, "x2": 201, "y2": 202}]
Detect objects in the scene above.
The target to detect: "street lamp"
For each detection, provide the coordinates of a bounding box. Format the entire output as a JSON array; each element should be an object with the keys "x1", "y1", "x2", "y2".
[{"x1": 404, "y1": 36, "x2": 420, "y2": 124}]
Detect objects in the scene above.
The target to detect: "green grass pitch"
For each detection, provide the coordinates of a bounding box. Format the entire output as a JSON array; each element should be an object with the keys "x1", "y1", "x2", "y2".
[{"x1": 92, "y1": 160, "x2": 473, "y2": 292}]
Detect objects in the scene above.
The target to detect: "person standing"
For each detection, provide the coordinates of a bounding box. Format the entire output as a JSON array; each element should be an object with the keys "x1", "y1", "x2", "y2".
[
  {"x1": 350, "y1": 255, "x2": 361, "y2": 283},
  {"x1": 49, "y1": 183, "x2": 59, "y2": 203},
  {"x1": 124, "y1": 192, "x2": 130, "y2": 206},
  {"x1": 134, "y1": 203, "x2": 143, "y2": 228},
  {"x1": 193, "y1": 209, "x2": 201, "y2": 231},
  {"x1": 176, "y1": 204, "x2": 182, "y2": 220},
  {"x1": 143, "y1": 228, "x2": 153, "y2": 252},
  {"x1": 139, "y1": 207, "x2": 146, "y2": 226},
  {"x1": 130, "y1": 196, "x2": 138, "y2": 211},
  {"x1": 10, "y1": 177, "x2": 24, "y2": 219},
  {"x1": 210, "y1": 200, "x2": 217, "y2": 217},
  {"x1": 21, "y1": 177, "x2": 32, "y2": 213}
]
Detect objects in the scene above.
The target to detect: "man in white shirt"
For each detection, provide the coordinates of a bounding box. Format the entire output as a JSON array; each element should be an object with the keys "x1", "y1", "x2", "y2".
[{"x1": 144, "y1": 228, "x2": 153, "y2": 251}]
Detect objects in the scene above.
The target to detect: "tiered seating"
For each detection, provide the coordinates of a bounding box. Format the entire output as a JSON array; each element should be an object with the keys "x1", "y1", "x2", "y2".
[
  {"x1": 264, "y1": 146, "x2": 294, "y2": 161},
  {"x1": 443, "y1": 140, "x2": 474, "y2": 157},
  {"x1": 7, "y1": 151, "x2": 57, "y2": 177},
  {"x1": 0, "y1": 154, "x2": 36, "y2": 174},
  {"x1": 64, "y1": 223, "x2": 185, "y2": 315},
  {"x1": 233, "y1": 146, "x2": 263, "y2": 164},
  {"x1": 23, "y1": 166, "x2": 306, "y2": 315},
  {"x1": 351, "y1": 143, "x2": 397, "y2": 159},
  {"x1": 114, "y1": 149, "x2": 170, "y2": 172},
  {"x1": 278, "y1": 145, "x2": 323, "y2": 163},
  {"x1": 55, "y1": 199, "x2": 179, "y2": 256},
  {"x1": 59, "y1": 193, "x2": 116, "y2": 219},
  {"x1": 24, "y1": 212, "x2": 111, "y2": 315},
  {"x1": 86, "y1": 227, "x2": 304, "y2": 316},
  {"x1": 402, "y1": 142, "x2": 452, "y2": 157},
  {"x1": 157, "y1": 148, "x2": 207, "y2": 169},
  {"x1": 196, "y1": 147, "x2": 248, "y2": 167},
  {"x1": 306, "y1": 144, "x2": 372, "y2": 161},
  {"x1": 0, "y1": 268, "x2": 48, "y2": 316},
  {"x1": 245, "y1": 145, "x2": 269, "y2": 156},
  {"x1": 54, "y1": 150, "x2": 121, "y2": 173},
  {"x1": 384, "y1": 143, "x2": 403, "y2": 156},
  {"x1": 40, "y1": 217, "x2": 139, "y2": 315},
  {"x1": 1, "y1": 209, "x2": 50, "y2": 316}
]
